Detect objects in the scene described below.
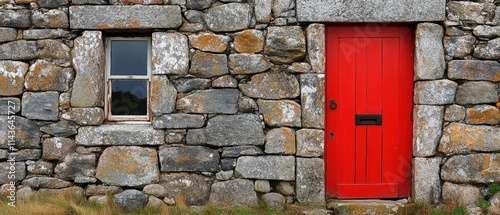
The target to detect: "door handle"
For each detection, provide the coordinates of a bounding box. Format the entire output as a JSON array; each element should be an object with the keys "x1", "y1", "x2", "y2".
[
  {"x1": 355, "y1": 114, "x2": 382, "y2": 125},
  {"x1": 330, "y1": 100, "x2": 337, "y2": 110}
]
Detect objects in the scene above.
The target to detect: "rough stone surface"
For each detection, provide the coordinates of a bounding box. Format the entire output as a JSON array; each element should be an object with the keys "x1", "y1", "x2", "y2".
[
  {"x1": 439, "y1": 123, "x2": 500, "y2": 155},
  {"x1": 22, "y1": 177, "x2": 71, "y2": 189},
  {"x1": 264, "y1": 26, "x2": 306, "y2": 64},
  {"x1": 296, "y1": 158, "x2": 325, "y2": 206},
  {"x1": 96, "y1": 146, "x2": 159, "y2": 187},
  {"x1": 255, "y1": 0, "x2": 272, "y2": 23},
  {"x1": 489, "y1": 193, "x2": 500, "y2": 215},
  {"x1": 296, "y1": 0, "x2": 446, "y2": 22},
  {"x1": 276, "y1": 181, "x2": 294, "y2": 195},
  {"x1": 456, "y1": 81, "x2": 499, "y2": 105},
  {"x1": 448, "y1": 60, "x2": 500, "y2": 82},
  {"x1": 186, "y1": 0, "x2": 211, "y2": 10},
  {"x1": 258, "y1": 100, "x2": 301, "y2": 127},
  {"x1": 234, "y1": 30, "x2": 264, "y2": 53},
  {"x1": 221, "y1": 146, "x2": 263, "y2": 158},
  {"x1": 474, "y1": 38, "x2": 500, "y2": 59},
  {"x1": 40, "y1": 120, "x2": 77, "y2": 137},
  {"x1": 204, "y1": 3, "x2": 251, "y2": 32},
  {"x1": 255, "y1": 180, "x2": 271, "y2": 193},
  {"x1": 0, "y1": 162, "x2": 25, "y2": 184},
  {"x1": 177, "y1": 89, "x2": 239, "y2": 114},
  {"x1": 306, "y1": 24, "x2": 325, "y2": 73},
  {"x1": 445, "y1": 105, "x2": 466, "y2": 122},
  {"x1": 444, "y1": 35, "x2": 475, "y2": 58},
  {"x1": 0, "y1": 116, "x2": 41, "y2": 149},
  {"x1": 153, "y1": 114, "x2": 205, "y2": 129},
  {"x1": 235, "y1": 156, "x2": 295, "y2": 180},
  {"x1": 76, "y1": 125, "x2": 164, "y2": 146},
  {"x1": 16, "y1": 187, "x2": 33, "y2": 200},
  {"x1": 240, "y1": 71, "x2": 300, "y2": 99},
  {"x1": 262, "y1": 193, "x2": 285, "y2": 210},
  {"x1": 221, "y1": 158, "x2": 236, "y2": 171},
  {"x1": 22, "y1": 92, "x2": 59, "y2": 121},
  {"x1": 0, "y1": 9, "x2": 31, "y2": 28},
  {"x1": 70, "y1": 6, "x2": 182, "y2": 29},
  {"x1": 441, "y1": 153, "x2": 500, "y2": 184},
  {"x1": 114, "y1": 190, "x2": 148, "y2": 211},
  {"x1": 38, "y1": 187, "x2": 84, "y2": 198},
  {"x1": 22, "y1": 29, "x2": 70, "y2": 40},
  {"x1": 61, "y1": 108, "x2": 104, "y2": 126},
  {"x1": 273, "y1": 0, "x2": 294, "y2": 17},
  {"x1": 54, "y1": 153, "x2": 96, "y2": 183},
  {"x1": 415, "y1": 23, "x2": 445, "y2": 80},
  {"x1": 15, "y1": 149, "x2": 41, "y2": 161},
  {"x1": 212, "y1": 75, "x2": 237, "y2": 88},
  {"x1": 25, "y1": 60, "x2": 73, "y2": 92},
  {"x1": 296, "y1": 129, "x2": 324, "y2": 157},
  {"x1": 205, "y1": 114, "x2": 265, "y2": 146},
  {"x1": 413, "y1": 157, "x2": 441, "y2": 203},
  {"x1": 32, "y1": 10, "x2": 69, "y2": 28},
  {"x1": 159, "y1": 146, "x2": 219, "y2": 172},
  {"x1": 0, "y1": 40, "x2": 37, "y2": 60},
  {"x1": 189, "y1": 33, "x2": 229, "y2": 53},
  {"x1": 413, "y1": 105, "x2": 444, "y2": 157},
  {"x1": 0, "y1": 61, "x2": 29, "y2": 96},
  {"x1": 160, "y1": 173, "x2": 212, "y2": 206},
  {"x1": 301, "y1": 74, "x2": 325, "y2": 128},
  {"x1": 447, "y1": 1, "x2": 495, "y2": 24},
  {"x1": 39, "y1": 0, "x2": 68, "y2": 8},
  {"x1": 172, "y1": 78, "x2": 211, "y2": 93},
  {"x1": 42, "y1": 137, "x2": 76, "y2": 161},
  {"x1": 473, "y1": 25, "x2": 500, "y2": 38},
  {"x1": 151, "y1": 75, "x2": 177, "y2": 115},
  {"x1": 209, "y1": 179, "x2": 258, "y2": 206},
  {"x1": 414, "y1": 80, "x2": 458, "y2": 105},
  {"x1": 442, "y1": 182, "x2": 482, "y2": 206},
  {"x1": 86, "y1": 185, "x2": 123, "y2": 196},
  {"x1": 228, "y1": 54, "x2": 272, "y2": 75},
  {"x1": 0, "y1": 28, "x2": 17, "y2": 43},
  {"x1": 265, "y1": 127, "x2": 295, "y2": 155},
  {"x1": 71, "y1": 31, "x2": 105, "y2": 107},
  {"x1": 152, "y1": 32, "x2": 189, "y2": 75},
  {"x1": 189, "y1": 52, "x2": 228, "y2": 78},
  {"x1": 288, "y1": 62, "x2": 312, "y2": 73},
  {"x1": 37, "y1": 39, "x2": 71, "y2": 60},
  {"x1": 465, "y1": 105, "x2": 500, "y2": 125},
  {"x1": 186, "y1": 129, "x2": 206, "y2": 145},
  {"x1": 0, "y1": 98, "x2": 20, "y2": 115}
]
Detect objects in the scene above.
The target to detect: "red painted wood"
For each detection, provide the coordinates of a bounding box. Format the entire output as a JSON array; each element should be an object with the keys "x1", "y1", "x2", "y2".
[{"x1": 325, "y1": 25, "x2": 414, "y2": 199}]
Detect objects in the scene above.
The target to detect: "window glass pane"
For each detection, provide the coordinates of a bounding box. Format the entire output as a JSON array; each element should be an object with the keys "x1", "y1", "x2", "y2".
[
  {"x1": 111, "y1": 80, "x2": 147, "y2": 116},
  {"x1": 111, "y1": 40, "x2": 148, "y2": 76}
]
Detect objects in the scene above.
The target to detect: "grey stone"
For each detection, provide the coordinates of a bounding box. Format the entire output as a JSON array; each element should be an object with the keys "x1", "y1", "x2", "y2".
[
  {"x1": 76, "y1": 125, "x2": 164, "y2": 146},
  {"x1": 55, "y1": 153, "x2": 96, "y2": 183},
  {"x1": 442, "y1": 182, "x2": 482, "y2": 206},
  {"x1": 296, "y1": 129, "x2": 324, "y2": 157},
  {"x1": 154, "y1": 114, "x2": 205, "y2": 129},
  {"x1": 265, "y1": 127, "x2": 296, "y2": 155},
  {"x1": 179, "y1": 23, "x2": 204, "y2": 32},
  {"x1": 16, "y1": 187, "x2": 33, "y2": 200},
  {"x1": 204, "y1": 3, "x2": 251, "y2": 32},
  {"x1": 22, "y1": 177, "x2": 71, "y2": 189},
  {"x1": 258, "y1": 100, "x2": 301, "y2": 127},
  {"x1": 288, "y1": 62, "x2": 312, "y2": 73},
  {"x1": 71, "y1": 31, "x2": 105, "y2": 108},
  {"x1": 38, "y1": 187, "x2": 84, "y2": 198},
  {"x1": 32, "y1": 10, "x2": 69, "y2": 28},
  {"x1": 264, "y1": 26, "x2": 306, "y2": 64},
  {"x1": 255, "y1": 0, "x2": 272, "y2": 23},
  {"x1": 216, "y1": 170, "x2": 233, "y2": 181},
  {"x1": 489, "y1": 192, "x2": 500, "y2": 215},
  {"x1": 473, "y1": 25, "x2": 500, "y2": 38},
  {"x1": 465, "y1": 105, "x2": 500, "y2": 125},
  {"x1": 301, "y1": 74, "x2": 325, "y2": 128},
  {"x1": 13, "y1": 149, "x2": 41, "y2": 161},
  {"x1": 0, "y1": 98, "x2": 20, "y2": 115},
  {"x1": 186, "y1": 0, "x2": 210, "y2": 10},
  {"x1": 160, "y1": 173, "x2": 212, "y2": 206},
  {"x1": 474, "y1": 38, "x2": 500, "y2": 59},
  {"x1": 221, "y1": 146, "x2": 263, "y2": 158},
  {"x1": 448, "y1": 60, "x2": 500, "y2": 81},
  {"x1": 159, "y1": 146, "x2": 219, "y2": 172},
  {"x1": 186, "y1": 129, "x2": 206, "y2": 145},
  {"x1": 22, "y1": 92, "x2": 59, "y2": 121},
  {"x1": 212, "y1": 75, "x2": 238, "y2": 88},
  {"x1": 184, "y1": 10, "x2": 203, "y2": 23},
  {"x1": 205, "y1": 114, "x2": 264, "y2": 147},
  {"x1": 27, "y1": 160, "x2": 54, "y2": 175},
  {"x1": 228, "y1": 54, "x2": 272, "y2": 75},
  {"x1": 143, "y1": 184, "x2": 167, "y2": 198},
  {"x1": 40, "y1": 120, "x2": 77, "y2": 137},
  {"x1": 39, "y1": 0, "x2": 68, "y2": 8},
  {"x1": 273, "y1": 0, "x2": 294, "y2": 17},
  {"x1": 69, "y1": 5, "x2": 182, "y2": 29},
  {"x1": 447, "y1": 1, "x2": 492, "y2": 24},
  {"x1": 96, "y1": 146, "x2": 159, "y2": 187},
  {"x1": 307, "y1": 24, "x2": 325, "y2": 74},
  {"x1": 444, "y1": 35, "x2": 476, "y2": 58},
  {"x1": 240, "y1": 71, "x2": 300, "y2": 99},
  {"x1": 164, "y1": 131, "x2": 185, "y2": 144},
  {"x1": 445, "y1": 105, "x2": 466, "y2": 122},
  {"x1": 414, "y1": 80, "x2": 458, "y2": 105},
  {"x1": 86, "y1": 185, "x2": 122, "y2": 196},
  {"x1": 276, "y1": 181, "x2": 294, "y2": 195},
  {"x1": 0, "y1": 149, "x2": 6, "y2": 159},
  {"x1": 439, "y1": 123, "x2": 500, "y2": 155},
  {"x1": 0, "y1": 61, "x2": 29, "y2": 96},
  {"x1": 189, "y1": 32, "x2": 229, "y2": 53},
  {"x1": 235, "y1": 156, "x2": 295, "y2": 180},
  {"x1": 72, "y1": 0, "x2": 107, "y2": 4},
  {"x1": 0, "y1": 162, "x2": 25, "y2": 184},
  {"x1": 255, "y1": 180, "x2": 271, "y2": 193},
  {"x1": 262, "y1": 193, "x2": 285, "y2": 210},
  {"x1": 189, "y1": 52, "x2": 228, "y2": 78},
  {"x1": 114, "y1": 190, "x2": 148, "y2": 211},
  {"x1": 209, "y1": 179, "x2": 258, "y2": 206},
  {"x1": 172, "y1": 78, "x2": 211, "y2": 93},
  {"x1": 238, "y1": 96, "x2": 258, "y2": 113},
  {"x1": 221, "y1": 158, "x2": 236, "y2": 171},
  {"x1": 0, "y1": 41, "x2": 37, "y2": 60},
  {"x1": 147, "y1": 196, "x2": 164, "y2": 208},
  {"x1": 0, "y1": 9, "x2": 31, "y2": 28},
  {"x1": 25, "y1": 60, "x2": 73, "y2": 92},
  {"x1": 297, "y1": 0, "x2": 446, "y2": 22},
  {"x1": 456, "y1": 81, "x2": 498, "y2": 104},
  {"x1": 441, "y1": 153, "x2": 500, "y2": 184},
  {"x1": 22, "y1": 29, "x2": 70, "y2": 40},
  {"x1": 0, "y1": 28, "x2": 16, "y2": 43},
  {"x1": 61, "y1": 108, "x2": 104, "y2": 126},
  {"x1": 152, "y1": 32, "x2": 189, "y2": 75},
  {"x1": 37, "y1": 39, "x2": 71, "y2": 60},
  {"x1": 413, "y1": 157, "x2": 441, "y2": 203},
  {"x1": 177, "y1": 89, "x2": 239, "y2": 114},
  {"x1": 151, "y1": 75, "x2": 177, "y2": 115},
  {"x1": 415, "y1": 23, "x2": 445, "y2": 80},
  {"x1": 0, "y1": 116, "x2": 41, "y2": 149},
  {"x1": 296, "y1": 158, "x2": 325, "y2": 206},
  {"x1": 413, "y1": 105, "x2": 444, "y2": 157}
]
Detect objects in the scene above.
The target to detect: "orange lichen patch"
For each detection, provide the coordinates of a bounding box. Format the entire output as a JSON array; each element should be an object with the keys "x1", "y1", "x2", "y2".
[
  {"x1": 466, "y1": 106, "x2": 500, "y2": 125},
  {"x1": 95, "y1": 24, "x2": 110, "y2": 29},
  {"x1": 190, "y1": 34, "x2": 228, "y2": 53},
  {"x1": 234, "y1": 30, "x2": 264, "y2": 53}
]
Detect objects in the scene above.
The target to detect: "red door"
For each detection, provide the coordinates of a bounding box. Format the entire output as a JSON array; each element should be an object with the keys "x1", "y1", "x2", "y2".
[{"x1": 325, "y1": 25, "x2": 414, "y2": 199}]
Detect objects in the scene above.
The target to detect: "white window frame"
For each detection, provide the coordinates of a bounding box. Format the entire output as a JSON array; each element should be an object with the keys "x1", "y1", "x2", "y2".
[{"x1": 105, "y1": 37, "x2": 152, "y2": 122}]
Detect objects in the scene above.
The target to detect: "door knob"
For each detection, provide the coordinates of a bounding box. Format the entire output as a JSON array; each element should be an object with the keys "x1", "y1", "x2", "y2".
[{"x1": 330, "y1": 100, "x2": 337, "y2": 110}]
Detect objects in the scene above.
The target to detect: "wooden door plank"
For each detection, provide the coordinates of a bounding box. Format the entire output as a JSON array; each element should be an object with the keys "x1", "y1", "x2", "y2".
[
  {"x1": 337, "y1": 183, "x2": 399, "y2": 199},
  {"x1": 355, "y1": 38, "x2": 368, "y2": 184}
]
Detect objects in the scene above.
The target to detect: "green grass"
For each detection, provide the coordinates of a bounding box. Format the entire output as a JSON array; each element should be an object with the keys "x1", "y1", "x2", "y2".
[{"x1": 487, "y1": 183, "x2": 500, "y2": 199}]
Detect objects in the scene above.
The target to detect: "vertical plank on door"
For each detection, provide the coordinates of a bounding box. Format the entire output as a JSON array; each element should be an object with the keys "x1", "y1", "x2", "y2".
[{"x1": 355, "y1": 38, "x2": 367, "y2": 184}]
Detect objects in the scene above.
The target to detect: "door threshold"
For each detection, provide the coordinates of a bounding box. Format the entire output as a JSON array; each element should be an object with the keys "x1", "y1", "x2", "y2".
[{"x1": 327, "y1": 199, "x2": 414, "y2": 215}]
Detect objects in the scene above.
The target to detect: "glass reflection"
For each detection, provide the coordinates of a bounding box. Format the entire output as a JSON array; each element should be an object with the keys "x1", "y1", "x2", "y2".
[
  {"x1": 111, "y1": 40, "x2": 148, "y2": 76},
  {"x1": 111, "y1": 80, "x2": 147, "y2": 116}
]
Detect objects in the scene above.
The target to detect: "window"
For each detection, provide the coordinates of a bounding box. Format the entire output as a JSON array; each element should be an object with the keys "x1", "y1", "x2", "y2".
[{"x1": 105, "y1": 37, "x2": 151, "y2": 121}]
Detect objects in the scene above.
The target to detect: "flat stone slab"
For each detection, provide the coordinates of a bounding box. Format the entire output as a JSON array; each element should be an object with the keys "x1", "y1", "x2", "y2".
[
  {"x1": 69, "y1": 5, "x2": 182, "y2": 29},
  {"x1": 327, "y1": 200, "x2": 412, "y2": 215},
  {"x1": 76, "y1": 125, "x2": 164, "y2": 146},
  {"x1": 297, "y1": 0, "x2": 446, "y2": 22},
  {"x1": 235, "y1": 156, "x2": 295, "y2": 180}
]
